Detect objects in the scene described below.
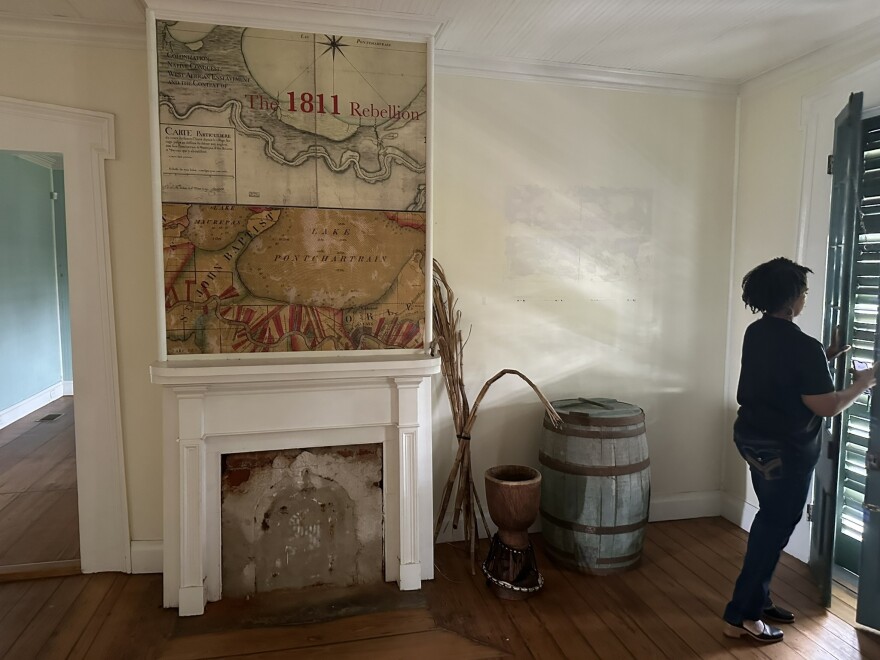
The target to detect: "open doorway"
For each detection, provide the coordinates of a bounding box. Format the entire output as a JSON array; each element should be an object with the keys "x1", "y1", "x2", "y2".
[
  {"x1": 0, "y1": 151, "x2": 80, "y2": 577},
  {"x1": 0, "y1": 95, "x2": 130, "y2": 575}
]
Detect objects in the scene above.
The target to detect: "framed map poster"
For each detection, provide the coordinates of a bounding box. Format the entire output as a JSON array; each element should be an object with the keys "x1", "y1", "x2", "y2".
[{"x1": 151, "y1": 19, "x2": 429, "y2": 355}]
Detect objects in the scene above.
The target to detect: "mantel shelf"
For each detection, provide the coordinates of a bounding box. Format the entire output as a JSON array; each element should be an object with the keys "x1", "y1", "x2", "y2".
[{"x1": 151, "y1": 354, "x2": 441, "y2": 386}]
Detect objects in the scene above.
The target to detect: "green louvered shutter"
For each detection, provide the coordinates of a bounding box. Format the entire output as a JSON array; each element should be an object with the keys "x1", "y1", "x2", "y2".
[
  {"x1": 835, "y1": 113, "x2": 880, "y2": 576},
  {"x1": 812, "y1": 92, "x2": 863, "y2": 606}
]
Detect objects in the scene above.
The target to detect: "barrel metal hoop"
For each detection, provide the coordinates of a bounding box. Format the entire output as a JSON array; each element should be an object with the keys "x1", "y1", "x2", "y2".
[
  {"x1": 539, "y1": 452, "x2": 650, "y2": 476},
  {"x1": 540, "y1": 508, "x2": 648, "y2": 534},
  {"x1": 543, "y1": 418, "x2": 646, "y2": 438},
  {"x1": 595, "y1": 550, "x2": 643, "y2": 565},
  {"x1": 555, "y1": 411, "x2": 646, "y2": 427},
  {"x1": 543, "y1": 545, "x2": 642, "y2": 575}
]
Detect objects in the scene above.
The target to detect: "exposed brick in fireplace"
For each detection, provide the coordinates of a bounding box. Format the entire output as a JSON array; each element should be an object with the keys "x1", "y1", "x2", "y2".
[{"x1": 220, "y1": 445, "x2": 383, "y2": 597}]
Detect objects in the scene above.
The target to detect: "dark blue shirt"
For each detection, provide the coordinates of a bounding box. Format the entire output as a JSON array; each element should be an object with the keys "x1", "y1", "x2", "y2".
[{"x1": 734, "y1": 316, "x2": 834, "y2": 447}]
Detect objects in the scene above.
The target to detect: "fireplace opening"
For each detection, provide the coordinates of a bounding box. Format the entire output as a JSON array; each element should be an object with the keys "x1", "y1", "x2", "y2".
[{"x1": 220, "y1": 445, "x2": 383, "y2": 597}]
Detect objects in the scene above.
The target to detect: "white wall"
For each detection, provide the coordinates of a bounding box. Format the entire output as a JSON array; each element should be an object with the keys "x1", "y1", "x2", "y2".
[
  {"x1": 0, "y1": 38, "x2": 162, "y2": 542},
  {"x1": 0, "y1": 35, "x2": 739, "y2": 547},
  {"x1": 433, "y1": 74, "x2": 737, "y2": 537},
  {"x1": 723, "y1": 41, "x2": 880, "y2": 561}
]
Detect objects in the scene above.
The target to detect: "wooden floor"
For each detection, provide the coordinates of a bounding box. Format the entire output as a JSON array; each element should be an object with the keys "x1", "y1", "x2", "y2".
[
  {"x1": 0, "y1": 396, "x2": 79, "y2": 573},
  {"x1": 0, "y1": 517, "x2": 877, "y2": 659}
]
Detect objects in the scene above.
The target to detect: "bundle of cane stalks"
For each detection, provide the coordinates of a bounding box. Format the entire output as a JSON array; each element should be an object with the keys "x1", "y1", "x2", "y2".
[{"x1": 432, "y1": 260, "x2": 563, "y2": 572}]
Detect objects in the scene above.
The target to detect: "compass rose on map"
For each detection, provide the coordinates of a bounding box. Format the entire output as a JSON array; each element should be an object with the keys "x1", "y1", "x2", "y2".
[{"x1": 318, "y1": 34, "x2": 347, "y2": 60}]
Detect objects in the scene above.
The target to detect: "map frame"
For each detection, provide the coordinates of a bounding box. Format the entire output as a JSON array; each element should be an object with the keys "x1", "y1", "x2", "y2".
[{"x1": 146, "y1": 11, "x2": 435, "y2": 360}]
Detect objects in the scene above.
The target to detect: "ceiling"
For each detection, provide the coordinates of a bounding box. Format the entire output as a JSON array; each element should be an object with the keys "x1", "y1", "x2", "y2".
[{"x1": 3, "y1": 0, "x2": 880, "y2": 84}]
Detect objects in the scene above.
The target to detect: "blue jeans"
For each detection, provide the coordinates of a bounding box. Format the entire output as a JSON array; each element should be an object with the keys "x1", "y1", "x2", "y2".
[{"x1": 723, "y1": 433, "x2": 819, "y2": 625}]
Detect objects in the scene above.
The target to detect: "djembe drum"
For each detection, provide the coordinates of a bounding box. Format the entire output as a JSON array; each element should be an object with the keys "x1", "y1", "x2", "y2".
[{"x1": 481, "y1": 464, "x2": 544, "y2": 600}]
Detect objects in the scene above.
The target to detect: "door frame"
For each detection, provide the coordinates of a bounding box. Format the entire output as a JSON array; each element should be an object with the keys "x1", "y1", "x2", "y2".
[{"x1": 0, "y1": 95, "x2": 131, "y2": 573}]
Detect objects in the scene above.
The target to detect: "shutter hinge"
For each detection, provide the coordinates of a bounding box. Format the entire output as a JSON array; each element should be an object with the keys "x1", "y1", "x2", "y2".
[
  {"x1": 806, "y1": 503, "x2": 813, "y2": 522},
  {"x1": 867, "y1": 452, "x2": 879, "y2": 471},
  {"x1": 827, "y1": 154, "x2": 834, "y2": 175}
]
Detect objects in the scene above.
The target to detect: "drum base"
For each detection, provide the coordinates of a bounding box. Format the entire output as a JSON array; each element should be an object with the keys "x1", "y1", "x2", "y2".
[{"x1": 481, "y1": 533, "x2": 544, "y2": 600}]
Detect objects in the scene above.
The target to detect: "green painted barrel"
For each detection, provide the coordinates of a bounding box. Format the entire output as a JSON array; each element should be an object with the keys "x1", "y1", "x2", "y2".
[{"x1": 539, "y1": 398, "x2": 650, "y2": 574}]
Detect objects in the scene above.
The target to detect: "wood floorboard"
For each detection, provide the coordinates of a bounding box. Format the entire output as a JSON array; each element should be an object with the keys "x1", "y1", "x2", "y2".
[
  {"x1": 439, "y1": 539, "x2": 566, "y2": 660},
  {"x1": 211, "y1": 628, "x2": 505, "y2": 660},
  {"x1": 0, "y1": 579, "x2": 32, "y2": 622},
  {"x1": 0, "y1": 397, "x2": 71, "y2": 451},
  {"x1": 0, "y1": 426, "x2": 68, "y2": 478},
  {"x1": 591, "y1": 569, "x2": 698, "y2": 659},
  {"x1": 686, "y1": 519, "x2": 819, "y2": 602},
  {"x1": 680, "y1": 519, "x2": 880, "y2": 659},
  {"x1": 0, "y1": 490, "x2": 66, "y2": 559},
  {"x1": 640, "y1": 536, "x2": 771, "y2": 660},
  {"x1": 511, "y1": 542, "x2": 600, "y2": 660},
  {"x1": 35, "y1": 573, "x2": 121, "y2": 659},
  {"x1": 66, "y1": 573, "x2": 129, "y2": 660},
  {"x1": 653, "y1": 522, "x2": 834, "y2": 660},
  {"x1": 0, "y1": 577, "x2": 63, "y2": 658},
  {"x1": 0, "y1": 518, "x2": 876, "y2": 659},
  {"x1": 0, "y1": 491, "x2": 18, "y2": 513},
  {"x1": 670, "y1": 519, "x2": 865, "y2": 660},
  {"x1": 531, "y1": 541, "x2": 635, "y2": 659},
  {"x1": 0, "y1": 408, "x2": 74, "y2": 465},
  {"x1": 614, "y1": 554, "x2": 736, "y2": 658},
  {"x1": 0, "y1": 425, "x2": 76, "y2": 494},
  {"x1": 79, "y1": 573, "x2": 175, "y2": 660},
  {"x1": 159, "y1": 608, "x2": 440, "y2": 659},
  {"x1": 27, "y1": 453, "x2": 77, "y2": 491},
  {"x1": 5, "y1": 575, "x2": 89, "y2": 659},
  {"x1": 428, "y1": 542, "x2": 533, "y2": 658},
  {"x1": 1, "y1": 488, "x2": 79, "y2": 564},
  {"x1": 0, "y1": 397, "x2": 79, "y2": 568},
  {"x1": 831, "y1": 583, "x2": 858, "y2": 611}
]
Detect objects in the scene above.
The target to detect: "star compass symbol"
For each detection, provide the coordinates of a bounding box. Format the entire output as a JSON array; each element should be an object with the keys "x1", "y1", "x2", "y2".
[{"x1": 318, "y1": 35, "x2": 348, "y2": 61}]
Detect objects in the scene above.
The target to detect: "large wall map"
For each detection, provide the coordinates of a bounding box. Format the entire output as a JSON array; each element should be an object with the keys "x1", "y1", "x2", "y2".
[{"x1": 156, "y1": 21, "x2": 427, "y2": 353}]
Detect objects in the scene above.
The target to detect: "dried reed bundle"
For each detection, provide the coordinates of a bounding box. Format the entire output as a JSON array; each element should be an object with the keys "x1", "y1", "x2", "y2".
[{"x1": 432, "y1": 260, "x2": 563, "y2": 572}]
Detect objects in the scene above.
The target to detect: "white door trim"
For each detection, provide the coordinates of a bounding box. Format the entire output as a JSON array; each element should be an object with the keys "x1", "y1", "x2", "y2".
[{"x1": 0, "y1": 95, "x2": 131, "y2": 573}]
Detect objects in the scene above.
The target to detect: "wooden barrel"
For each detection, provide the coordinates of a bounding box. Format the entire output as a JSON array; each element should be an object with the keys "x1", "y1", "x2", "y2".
[{"x1": 539, "y1": 398, "x2": 650, "y2": 574}]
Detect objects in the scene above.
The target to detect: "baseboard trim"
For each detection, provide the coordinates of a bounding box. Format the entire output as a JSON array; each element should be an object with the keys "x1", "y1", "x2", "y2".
[
  {"x1": 649, "y1": 490, "x2": 722, "y2": 521},
  {"x1": 130, "y1": 540, "x2": 163, "y2": 574},
  {"x1": 0, "y1": 559, "x2": 80, "y2": 582},
  {"x1": 721, "y1": 492, "x2": 757, "y2": 532},
  {"x1": 0, "y1": 381, "x2": 65, "y2": 430},
  {"x1": 721, "y1": 492, "x2": 810, "y2": 562},
  {"x1": 437, "y1": 490, "x2": 723, "y2": 542},
  {"x1": 62, "y1": 380, "x2": 74, "y2": 396}
]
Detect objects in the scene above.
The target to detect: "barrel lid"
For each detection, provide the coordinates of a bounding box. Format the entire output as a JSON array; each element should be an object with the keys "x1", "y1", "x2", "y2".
[{"x1": 548, "y1": 398, "x2": 643, "y2": 422}]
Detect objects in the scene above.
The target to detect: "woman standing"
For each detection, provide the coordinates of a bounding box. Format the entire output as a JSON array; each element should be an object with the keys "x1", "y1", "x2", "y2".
[{"x1": 723, "y1": 257, "x2": 877, "y2": 643}]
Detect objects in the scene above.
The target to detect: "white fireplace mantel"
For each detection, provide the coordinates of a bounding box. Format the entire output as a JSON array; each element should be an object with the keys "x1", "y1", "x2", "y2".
[{"x1": 151, "y1": 354, "x2": 440, "y2": 616}]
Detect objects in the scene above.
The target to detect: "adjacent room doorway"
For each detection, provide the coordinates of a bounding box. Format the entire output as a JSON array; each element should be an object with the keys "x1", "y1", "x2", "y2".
[
  {"x1": 0, "y1": 151, "x2": 79, "y2": 577},
  {"x1": 0, "y1": 95, "x2": 130, "y2": 574}
]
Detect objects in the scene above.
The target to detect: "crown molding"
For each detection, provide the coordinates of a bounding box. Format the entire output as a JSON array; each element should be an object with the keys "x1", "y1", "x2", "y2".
[
  {"x1": 144, "y1": 0, "x2": 443, "y2": 41},
  {"x1": 739, "y1": 17, "x2": 880, "y2": 97},
  {"x1": 0, "y1": 9, "x2": 738, "y2": 96},
  {"x1": 435, "y1": 51, "x2": 737, "y2": 97},
  {"x1": 0, "y1": 16, "x2": 146, "y2": 50}
]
